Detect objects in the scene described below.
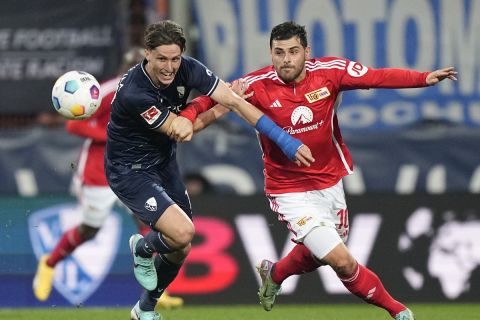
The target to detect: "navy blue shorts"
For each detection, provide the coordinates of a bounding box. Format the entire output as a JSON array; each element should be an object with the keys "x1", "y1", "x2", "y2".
[{"x1": 105, "y1": 157, "x2": 192, "y2": 228}]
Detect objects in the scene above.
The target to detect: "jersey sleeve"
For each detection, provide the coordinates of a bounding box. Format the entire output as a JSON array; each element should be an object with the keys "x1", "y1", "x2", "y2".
[
  {"x1": 338, "y1": 59, "x2": 430, "y2": 90},
  {"x1": 126, "y1": 94, "x2": 170, "y2": 130},
  {"x1": 182, "y1": 56, "x2": 220, "y2": 96}
]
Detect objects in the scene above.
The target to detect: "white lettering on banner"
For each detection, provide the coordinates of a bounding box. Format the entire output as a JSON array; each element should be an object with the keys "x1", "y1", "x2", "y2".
[
  {"x1": 11, "y1": 27, "x2": 113, "y2": 50},
  {"x1": 396, "y1": 165, "x2": 419, "y2": 194},
  {"x1": 396, "y1": 165, "x2": 448, "y2": 194},
  {"x1": 469, "y1": 166, "x2": 480, "y2": 193},
  {"x1": 338, "y1": 101, "x2": 480, "y2": 129},
  {"x1": 426, "y1": 165, "x2": 446, "y2": 194},
  {"x1": 235, "y1": 213, "x2": 382, "y2": 294},
  {"x1": 387, "y1": 0, "x2": 435, "y2": 74},
  {"x1": 381, "y1": 102, "x2": 417, "y2": 126},
  {"x1": 297, "y1": 0, "x2": 343, "y2": 57},
  {"x1": 240, "y1": 0, "x2": 289, "y2": 72},
  {"x1": 195, "y1": 0, "x2": 237, "y2": 78},
  {"x1": 0, "y1": 29, "x2": 12, "y2": 50},
  {"x1": 440, "y1": 0, "x2": 480, "y2": 95},
  {"x1": 193, "y1": 0, "x2": 479, "y2": 128}
]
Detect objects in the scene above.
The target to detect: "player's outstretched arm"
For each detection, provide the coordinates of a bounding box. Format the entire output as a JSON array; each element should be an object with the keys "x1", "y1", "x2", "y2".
[
  {"x1": 426, "y1": 67, "x2": 458, "y2": 85},
  {"x1": 210, "y1": 80, "x2": 315, "y2": 166}
]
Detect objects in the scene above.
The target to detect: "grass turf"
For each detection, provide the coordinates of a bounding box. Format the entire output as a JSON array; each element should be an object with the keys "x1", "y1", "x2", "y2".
[{"x1": 0, "y1": 304, "x2": 479, "y2": 320}]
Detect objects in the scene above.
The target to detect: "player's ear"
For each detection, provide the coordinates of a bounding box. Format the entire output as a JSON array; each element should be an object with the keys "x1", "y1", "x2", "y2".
[
  {"x1": 305, "y1": 46, "x2": 311, "y2": 60},
  {"x1": 144, "y1": 49, "x2": 151, "y2": 62}
]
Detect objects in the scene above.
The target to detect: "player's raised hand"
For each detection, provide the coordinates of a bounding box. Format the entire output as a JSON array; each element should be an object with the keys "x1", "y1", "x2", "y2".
[
  {"x1": 169, "y1": 116, "x2": 193, "y2": 142},
  {"x1": 230, "y1": 78, "x2": 254, "y2": 100},
  {"x1": 426, "y1": 67, "x2": 458, "y2": 85},
  {"x1": 294, "y1": 144, "x2": 315, "y2": 167}
]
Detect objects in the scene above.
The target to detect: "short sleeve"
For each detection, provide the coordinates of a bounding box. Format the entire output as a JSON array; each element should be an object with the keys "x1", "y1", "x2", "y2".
[{"x1": 182, "y1": 56, "x2": 219, "y2": 96}]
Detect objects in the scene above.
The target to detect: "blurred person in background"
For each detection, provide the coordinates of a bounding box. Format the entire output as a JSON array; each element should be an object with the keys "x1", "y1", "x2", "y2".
[
  {"x1": 32, "y1": 46, "x2": 184, "y2": 310},
  {"x1": 105, "y1": 20, "x2": 314, "y2": 320},
  {"x1": 183, "y1": 172, "x2": 214, "y2": 196},
  {"x1": 180, "y1": 21, "x2": 457, "y2": 320}
]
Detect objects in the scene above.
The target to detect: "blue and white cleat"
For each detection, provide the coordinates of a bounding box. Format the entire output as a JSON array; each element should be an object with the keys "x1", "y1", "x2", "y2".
[
  {"x1": 130, "y1": 301, "x2": 163, "y2": 320},
  {"x1": 129, "y1": 234, "x2": 157, "y2": 291},
  {"x1": 395, "y1": 308, "x2": 415, "y2": 320}
]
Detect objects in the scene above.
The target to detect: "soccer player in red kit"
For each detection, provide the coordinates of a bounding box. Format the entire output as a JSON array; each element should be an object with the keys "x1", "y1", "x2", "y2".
[
  {"x1": 33, "y1": 47, "x2": 184, "y2": 309},
  {"x1": 180, "y1": 21, "x2": 457, "y2": 320}
]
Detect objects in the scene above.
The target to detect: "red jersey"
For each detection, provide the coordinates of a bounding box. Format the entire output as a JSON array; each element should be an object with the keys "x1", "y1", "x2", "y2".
[
  {"x1": 242, "y1": 57, "x2": 429, "y2": 194},
  {"x1": 66, "y1": 77, "x2": 120, "y2": 186}
]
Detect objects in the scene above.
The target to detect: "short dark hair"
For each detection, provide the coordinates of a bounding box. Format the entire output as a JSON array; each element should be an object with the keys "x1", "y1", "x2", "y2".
[
  {"x1": 270, "y1": 21, "x2": 308, "y2": 48},
  {"x1": 144, "y1": 20, "x2": 186, "y2": 52}
]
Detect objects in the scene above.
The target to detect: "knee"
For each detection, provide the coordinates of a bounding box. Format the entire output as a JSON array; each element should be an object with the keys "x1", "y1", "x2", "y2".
[
  {"x1": 331, "y1": 255, "x2": 357, "y2": 277},
  {"x1": 170, "y1": 224, "x2": 195, "y2": 249}
]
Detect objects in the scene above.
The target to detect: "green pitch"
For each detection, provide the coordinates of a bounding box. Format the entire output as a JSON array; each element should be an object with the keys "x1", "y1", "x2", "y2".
[{"x1": 0, "y1": 304, "x2": 479, "y2": 320}]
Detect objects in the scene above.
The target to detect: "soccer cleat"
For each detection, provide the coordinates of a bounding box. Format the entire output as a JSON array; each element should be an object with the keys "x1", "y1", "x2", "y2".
[
  {"x1": 129, "y1": 234, "x2": 157, "y2": 291},
  {"x1": 33, "y1": 255, "x2": 55, "y2": 301},
  {"x1": 395, "y1": 308, "x2": 415, "y2": 320},
  {"x1": 155, "y1": 291, "x2": 184, "y2": 310},
  {"x1": 130, "y1": 301, "x2": 163, "y2": 320},
  {"x1": 256, "y1": 259, "x2": 281, "y2": 311}
]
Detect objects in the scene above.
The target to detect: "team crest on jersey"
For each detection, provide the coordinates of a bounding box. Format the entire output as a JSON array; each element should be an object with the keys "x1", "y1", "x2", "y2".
[
  {"x1": 145, "y1": 197, "x2": 157, "y2": 211},
  {"x1": 305, "y1": 87, "x2": 330, "y2": 103},
  {"x1": 177, "y1": 86, "x2": 185, "y2": 98},
  {"x1": 141, "y1": 106, "x2": 162, "y2": 125},
  {"x1": 28, "y1": 203, "x2": 121, "y2": 305}
]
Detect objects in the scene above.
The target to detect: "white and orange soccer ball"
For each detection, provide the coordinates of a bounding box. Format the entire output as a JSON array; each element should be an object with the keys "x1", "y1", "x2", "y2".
[{"x1": 51, "y1": 71, "x2": 101, "y2": 120}]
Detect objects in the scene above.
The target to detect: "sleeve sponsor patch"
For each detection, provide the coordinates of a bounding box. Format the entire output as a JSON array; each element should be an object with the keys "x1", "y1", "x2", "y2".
[
  {"x1": 141, "y1": 106, "x2": 162, "y2": 125},
  {"x1": 347, "y1": 61, "x2": 369, "y2": 77}
]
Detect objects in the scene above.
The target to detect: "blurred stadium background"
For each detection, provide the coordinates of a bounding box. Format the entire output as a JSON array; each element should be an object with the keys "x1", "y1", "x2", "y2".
[{"x1": 0, "y1": 0, "x2": 479, "y2": 311}]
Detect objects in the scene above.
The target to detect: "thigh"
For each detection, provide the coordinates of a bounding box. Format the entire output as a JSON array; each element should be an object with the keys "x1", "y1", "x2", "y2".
[
  {"x1": 321, "y1": 180, "x2": 349, "y2": 241},
  {"x1": 268, "y1": 180, "x2": 348, "y2": 243},
  {"x1": 79, "y1": 185, "x2": 117, "y2": 228},
  {"x1": 159, "y1": 158, "x2": 192, "y2": 219},
  {"x1": 108, "y1": 170, "x2": 177, "y2": 228}
]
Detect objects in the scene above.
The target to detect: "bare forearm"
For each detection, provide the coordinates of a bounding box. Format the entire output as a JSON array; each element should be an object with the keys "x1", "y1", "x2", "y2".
[{"x1": 193, "y1": 104, "x2": 229, "y2": 132}]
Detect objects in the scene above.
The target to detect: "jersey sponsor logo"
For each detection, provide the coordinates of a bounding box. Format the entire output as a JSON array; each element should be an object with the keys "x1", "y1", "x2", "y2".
[
  {"x1": 28, "y1": 203, "x2": 121, "y2": 305},
  {"x1": 291, "y1": 106, "x2": 313, "y2": 125},
  {"x1": 269, "y1": 99, "x2": 282, "y2": 108},
  {"x1": 141, "y1": 106, "x2": 162, "y2": 125},
  {"x1": 347, "y1": 61, "x2": 369, "y2": 77},
  {"x1": 284, "y1": 106, "x2": 324, "y2": 135},
  {"x1": 305, "y1": 87, "x2": 330, "y2": 103},
  {"x1": 145, "y1": 197, "x2": 157, "y2": 211},
  {"x1": 296, "y1": 216, "x2": 313, "y2": 227}
]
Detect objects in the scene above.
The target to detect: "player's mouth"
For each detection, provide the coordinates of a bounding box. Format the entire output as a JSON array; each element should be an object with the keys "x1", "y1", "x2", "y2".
[{"x1": 160, "y1": 71, "x2": 175, "y2": 78}]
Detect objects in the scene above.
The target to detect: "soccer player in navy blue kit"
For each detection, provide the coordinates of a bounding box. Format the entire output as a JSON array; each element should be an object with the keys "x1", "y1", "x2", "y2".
[{"x1": 105, "y1": 20, "x2": 314, "y2": 320}]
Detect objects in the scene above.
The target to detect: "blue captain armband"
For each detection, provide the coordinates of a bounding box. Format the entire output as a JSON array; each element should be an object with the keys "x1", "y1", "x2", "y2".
[{"x1": 255, "y1": 115, "x2": 302, "y2": 160}]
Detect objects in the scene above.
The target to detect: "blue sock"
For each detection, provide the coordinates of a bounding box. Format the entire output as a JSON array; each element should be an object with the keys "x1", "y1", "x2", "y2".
[
  {"x1": 139, "y1": 254, "x2": 182, "y2": 311},
  {"x1": 135, "y1": 231, "x2": 174, "y2": 258}
]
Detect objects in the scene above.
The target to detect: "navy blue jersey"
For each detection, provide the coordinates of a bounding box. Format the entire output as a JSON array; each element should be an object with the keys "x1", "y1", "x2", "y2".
[{"x1": 106, "y1": 56, "x2": 219, "y2": 168}]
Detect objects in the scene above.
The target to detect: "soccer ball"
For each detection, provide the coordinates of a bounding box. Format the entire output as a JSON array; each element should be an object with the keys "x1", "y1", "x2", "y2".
[{"x1": 51, "y1": 71, "x2": 101, "y2": 120}]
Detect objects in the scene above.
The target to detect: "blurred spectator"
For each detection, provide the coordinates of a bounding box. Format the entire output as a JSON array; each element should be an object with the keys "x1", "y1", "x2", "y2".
[{"x1": 183, "y1": 172, "x2": 214, "y2": 196}]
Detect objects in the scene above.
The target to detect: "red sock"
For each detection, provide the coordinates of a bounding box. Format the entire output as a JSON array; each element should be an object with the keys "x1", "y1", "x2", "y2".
[
  {"x1": 46, "y1": 227, "x2": 86, "y2": 267},
  {"x1": 340, "y1": 263, "x2": 405, "y2": 317},
  {"x1": 271, "y1": 243, "x2": 322, "y2": 284}
]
